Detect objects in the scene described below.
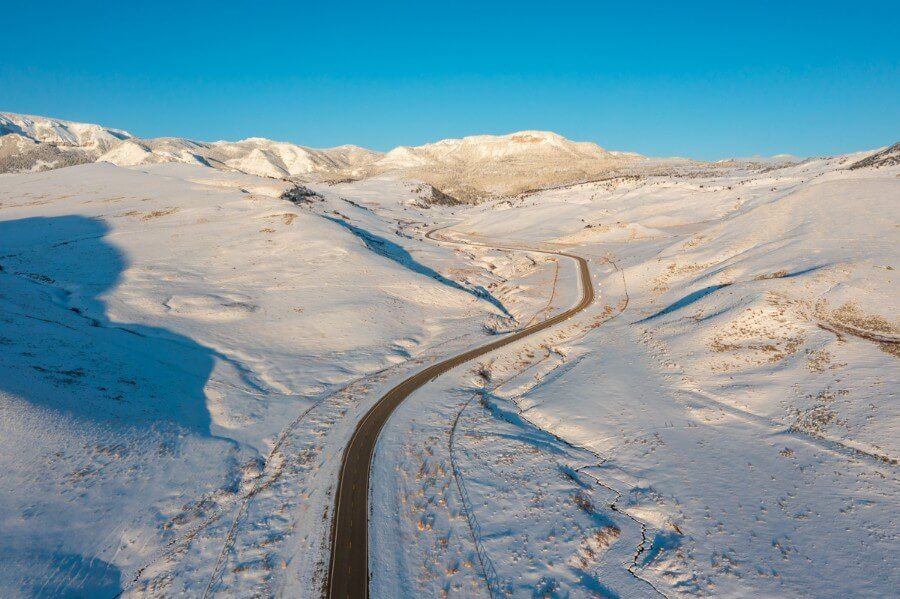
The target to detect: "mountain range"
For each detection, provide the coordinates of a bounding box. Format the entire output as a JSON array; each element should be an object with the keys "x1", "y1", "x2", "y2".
[{"x1": 0, "y1": 112, "x2": 693, "y2": 201}]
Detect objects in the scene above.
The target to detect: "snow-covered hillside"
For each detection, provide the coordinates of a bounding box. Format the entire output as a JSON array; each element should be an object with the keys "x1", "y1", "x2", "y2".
[
  {"x1": 368, "y1": 150, "x2": 898, "y2": 597},
  {"x1": 0, "y1": 113, "x2": 132, "y2": 173},
  {"x1": 0, "y1": 112, "x2": 132, "y2": 151},
  {"x1": 365, "y1": 130, "x2": 654, "y2": 201}
]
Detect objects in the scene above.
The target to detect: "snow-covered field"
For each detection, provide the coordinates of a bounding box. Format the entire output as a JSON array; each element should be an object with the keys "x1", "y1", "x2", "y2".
[
  {"x1": 369, "y1": 153, "x2": 899, "y2": 597},
  {"x1": 0, "y1": 112, "x2": 897, "y2": 598}
]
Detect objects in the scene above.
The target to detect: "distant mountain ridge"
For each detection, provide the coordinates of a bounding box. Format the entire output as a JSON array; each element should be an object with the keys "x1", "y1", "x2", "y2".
[
  {"x1": 0, "y1": 112, "x2": 382, "y2": 180},
  {"x1": 372, "y1": 130, "x2": 649, "y2": 200},
  {"x1": 3, "y1": 111, "x2": 891, "y2": 202},
  {"x1": 0, "y1": 112, "x2": 678, "y2": 200},
  {"x1": 0, "y1": 112, "x2": 131, "y2": 151}
]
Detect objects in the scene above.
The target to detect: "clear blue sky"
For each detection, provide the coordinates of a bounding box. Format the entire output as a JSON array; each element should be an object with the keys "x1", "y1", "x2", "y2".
[{"x1": 1, "y1": 1, "x2": 897, "y2": 158}]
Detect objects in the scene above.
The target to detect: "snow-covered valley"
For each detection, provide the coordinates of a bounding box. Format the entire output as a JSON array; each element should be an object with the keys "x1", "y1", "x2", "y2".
[{"x1": 0, "y1": 113, "x2": 897, "y2": 598}]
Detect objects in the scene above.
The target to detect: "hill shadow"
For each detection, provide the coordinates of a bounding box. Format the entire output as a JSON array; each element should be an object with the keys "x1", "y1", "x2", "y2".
[
  {"x1": 634, "y1": 284, "x2": 731, "y2": 323},
  {"x1": 324, "y1": 215, "x2": 511, "y2": 317},
  {"x1": 0, "y1": 215, "x2": 221, "y2": 435},
  {"x1": 0, "y1": 550, "x2": 122, "y2": 599}
]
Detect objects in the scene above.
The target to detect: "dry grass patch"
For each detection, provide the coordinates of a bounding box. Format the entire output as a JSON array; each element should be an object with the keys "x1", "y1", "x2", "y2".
[
  {"x1": 709, "y1": 295, "x2": 805, "y2": 370},
  {"x1": 813, "y1": 300, "x2": 899, "y2": 357},
  {"x1": 141, "y1": 207, "x2": 179, "y2": 221}
]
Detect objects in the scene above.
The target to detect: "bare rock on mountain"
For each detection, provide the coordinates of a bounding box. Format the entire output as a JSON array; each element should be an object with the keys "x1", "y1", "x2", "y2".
[
  {"x1": 427, "y1": 185, "x2": 462, "y2": 206},
  {"x1": 848, "y1": 142, "x2": 900, "y2": 170},
  {"x1": 0, "y1": 134, "x2": 93, "y2": 173},
  {"x1": 410, "y1": 183, "x2": 463, "y2": 207}
]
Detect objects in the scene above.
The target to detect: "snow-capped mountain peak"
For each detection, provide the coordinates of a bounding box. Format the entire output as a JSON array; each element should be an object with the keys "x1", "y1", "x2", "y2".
[
  {"x1": 380, "y1": 130, "x2": 613, "y2": 166},
  {"x1": 0, "y1": 112, "x2": 131, "y2": 152}
]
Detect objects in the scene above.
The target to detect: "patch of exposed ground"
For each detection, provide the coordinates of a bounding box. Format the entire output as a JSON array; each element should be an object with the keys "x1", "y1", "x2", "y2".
[
  {"x1": 813, "y1": 300, "x2": 899, "y2": 357},
  {"x1": 709, "y1": 294, "x2": 805, "y2": 370}
]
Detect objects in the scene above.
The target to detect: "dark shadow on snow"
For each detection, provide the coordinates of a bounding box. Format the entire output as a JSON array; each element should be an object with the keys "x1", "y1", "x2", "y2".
[
  {"x1": 0, "y1": 215, "x2": 258, "y2": 596},
  {"x1": 634, "y1": 284, "x2": 731, "y2": 323},
  {"x1": 324, "y1": 215, "x2": 511, "y2": 317},
  {"x1": 0, "y1": 550, "x2": 123, "y2": 599},
  {"x1": 771, "y1": 265, "x2": 825, "y2": 279},
  {"x1": 634, "y1": 264, "x2": 828, "y2": 324},
  {"x1": 0, "y1": 215, "x2": 227, "y2": 436}
]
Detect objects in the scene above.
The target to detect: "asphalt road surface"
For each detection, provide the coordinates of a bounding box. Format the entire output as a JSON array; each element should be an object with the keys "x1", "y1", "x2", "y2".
[{"x1": 325, "y1": 230, "x2": 595, "y2": 598}]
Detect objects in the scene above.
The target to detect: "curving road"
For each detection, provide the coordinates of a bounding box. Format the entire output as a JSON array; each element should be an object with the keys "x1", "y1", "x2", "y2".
[{"x1": 325, "y1": 228, "x2": 595, "y2": 599}]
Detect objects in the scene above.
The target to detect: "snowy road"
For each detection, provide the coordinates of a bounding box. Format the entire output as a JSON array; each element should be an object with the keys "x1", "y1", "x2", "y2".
[{"x1": 325, "y1": 229, "x2": 595, "y2": 598}]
